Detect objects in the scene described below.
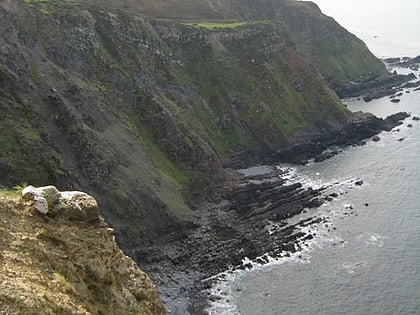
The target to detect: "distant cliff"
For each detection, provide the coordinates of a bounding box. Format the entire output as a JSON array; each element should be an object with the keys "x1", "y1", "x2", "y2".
[
  {"x1": 0, "y1": 0, "x2": 388, "y2": 286},
  {"x1": 0, "y1": 187, "x2": 165, "y2": 314}
]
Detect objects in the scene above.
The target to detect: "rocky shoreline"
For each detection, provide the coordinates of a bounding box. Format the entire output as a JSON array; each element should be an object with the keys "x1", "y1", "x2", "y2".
[
  {"x1": 137, "y1": 58, "x2": 418, "y2": 314},
  {"x1": 332, "y1": 72, "x2": 416, "y2": 101},
  {"x1": 332, "y1": 55, "x2": 420, "y2": 102},
  {"x1": 139, "y1": 166, "x2": 327, "y2": 314}
]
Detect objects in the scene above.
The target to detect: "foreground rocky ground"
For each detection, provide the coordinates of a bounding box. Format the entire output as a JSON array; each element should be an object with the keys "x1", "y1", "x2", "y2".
[{"x1": 0, "y1": 188, "x2": 165, "y2": 315}]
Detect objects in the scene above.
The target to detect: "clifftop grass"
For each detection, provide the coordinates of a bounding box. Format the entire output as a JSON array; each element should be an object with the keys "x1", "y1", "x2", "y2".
[{"x1": 181, "y1": 21, "x2": 253, "y2": 30}]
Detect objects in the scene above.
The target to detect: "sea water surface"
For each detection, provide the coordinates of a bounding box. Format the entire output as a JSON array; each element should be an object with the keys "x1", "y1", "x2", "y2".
[{"x1": 206, "y1": 2, "x2": 420, "y2": 314}]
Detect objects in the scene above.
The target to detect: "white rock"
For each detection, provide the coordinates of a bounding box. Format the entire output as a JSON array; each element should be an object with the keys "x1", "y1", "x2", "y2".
[
  {"x1": 21, "y1": 186, "x2": 100, "y2": 223},
  {"x1": 57, "y1": 191, "x2": 99, "y2": 222},
  {"x1": 22, "y1": 185, "x2": 37, "y2": 200},
  {"x1": 22, "y1": 185, "x2": 60, "y2": 206},
  {"x1": 33, "y1": 196, "x2": 49, "y2": 214},
  {"x1": 59, "y1": 191, "x2": 88, "y2": 199}
]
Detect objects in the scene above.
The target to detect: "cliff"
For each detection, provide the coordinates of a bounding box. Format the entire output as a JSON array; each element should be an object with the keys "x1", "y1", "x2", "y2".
[{"x1": 0, "y1": 186, "x2": 165, "y2": 315}]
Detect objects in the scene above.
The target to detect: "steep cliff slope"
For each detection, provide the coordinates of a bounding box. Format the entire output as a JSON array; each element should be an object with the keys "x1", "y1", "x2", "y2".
[
  {"x1": 0, "y1": 188, "x2": 165, "y2": 315},
  {"x1": 0, "y1": 0, "x2": 389, "y2": 280}
]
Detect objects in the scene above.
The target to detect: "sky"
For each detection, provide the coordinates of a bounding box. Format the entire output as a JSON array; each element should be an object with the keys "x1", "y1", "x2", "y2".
[{"x1": 310, "y1": 0, "x2": 420, "y2": 57}]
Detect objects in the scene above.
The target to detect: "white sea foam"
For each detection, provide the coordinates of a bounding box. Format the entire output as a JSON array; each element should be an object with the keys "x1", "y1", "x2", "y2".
[
  {"x1": 205, "y1": 250, "x2": 313, "y2": 315},
  {"x1": 238, "y1": 165, "x2": 274, "y2": 177},
  {"x1": 341, "y1": 260, "x2": 369, "y2": 274},
  {"x1": 278, "y1": 165, "x2": 332, "y2": 190},
  {"x1": 357, "y1": 232, "x2": 386, "y2": 247}
]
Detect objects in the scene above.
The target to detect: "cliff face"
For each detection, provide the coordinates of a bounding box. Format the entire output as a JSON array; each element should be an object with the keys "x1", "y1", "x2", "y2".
[
  {"x1": 0, "y1": 188, "x2": 165, "y2": 315},
  {"x1": 0, "y1": 0, "x2": 386, "y2": 263}
]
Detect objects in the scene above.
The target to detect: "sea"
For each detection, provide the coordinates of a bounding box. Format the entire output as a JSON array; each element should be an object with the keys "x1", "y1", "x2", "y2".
[{"x1": 206, "y1": 1, "x2": 420, "y2": 314}]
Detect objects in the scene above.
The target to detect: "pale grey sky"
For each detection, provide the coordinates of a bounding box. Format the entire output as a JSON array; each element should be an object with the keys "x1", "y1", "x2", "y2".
[{"x1": 310, "y1": 0, "x2": 420, "y2": 57}]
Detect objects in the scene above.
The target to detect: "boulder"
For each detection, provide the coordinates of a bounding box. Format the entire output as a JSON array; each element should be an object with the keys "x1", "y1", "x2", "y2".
[
  {"x1": 22, "y1": 186, "x2": 101, "y2": 223},
  {"x1": 56, "y1": 191, "x2": 100, "y2": 223},
  {"x1": 372, "y1": 135, "x2": 380, "y2": 142},
  {"x1": 22, "y1": 185, "x2": 60, "y2": 207},
  {"x1": 413, "y1": 116, "x2": 420, "y2": 121},
  {"x1": 33, "y1": 196, "x2": 49, "y2": 214}
]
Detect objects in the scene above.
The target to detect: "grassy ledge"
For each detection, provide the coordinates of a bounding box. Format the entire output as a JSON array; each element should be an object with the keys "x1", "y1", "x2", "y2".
[{"x1": 180, "y1": 21, "x2": 257, "y2": 30}]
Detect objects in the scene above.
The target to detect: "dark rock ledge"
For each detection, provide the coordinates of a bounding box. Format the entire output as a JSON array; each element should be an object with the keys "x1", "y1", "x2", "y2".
[
  {"x1": 333, "y1": 72, "x2": 416, "y2": 101},
  {"x1": 225, "y1": 111, "x2": 410, "y2": 168},
  {"x1": 333, "y1": 54, "x2": 420, "y2": 102},
  {"x1": 384, "y1": 55, "x2": 420, "y2": 69},
  {"x1": 271, "y1": 111, "x2": 410, "y2": 164}
]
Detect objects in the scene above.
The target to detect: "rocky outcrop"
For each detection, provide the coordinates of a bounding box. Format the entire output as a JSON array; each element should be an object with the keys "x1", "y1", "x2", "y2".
[
  {"x1": 266, "y1": 111, "x2": 410, "y2": 164},
  {"x1": 384, "y1": 55, "x2": 420, "y2": 69},
  {"x1": 0, "y1": 191, "x2": 165, "y2": 315},
  {"x1": 22, "y1": 185, "x2": 101, "y2": 223},
  {"x1": 332, "y1": 73, "x2": 416, "y2": 101},
  {"x1": 333, "y1": 54, "x2": 420, "y2": 101}
]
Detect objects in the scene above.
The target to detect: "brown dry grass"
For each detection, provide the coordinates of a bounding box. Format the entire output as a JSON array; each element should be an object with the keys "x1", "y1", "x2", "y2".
[{"x1": 0, "y1": 194, "x2": 165, "y2": 315}]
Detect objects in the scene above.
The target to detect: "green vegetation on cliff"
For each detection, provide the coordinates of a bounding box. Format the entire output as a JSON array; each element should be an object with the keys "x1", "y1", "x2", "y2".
[
  {"x1": 0, "y1": 67, "x2": 63, "y2": 186},
  {"x1": 277, "y1": 1, "x2": 386, "y2": 84},
  {"x1": 182, "y1": 21, "x2": 251, "y2": 30}
]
